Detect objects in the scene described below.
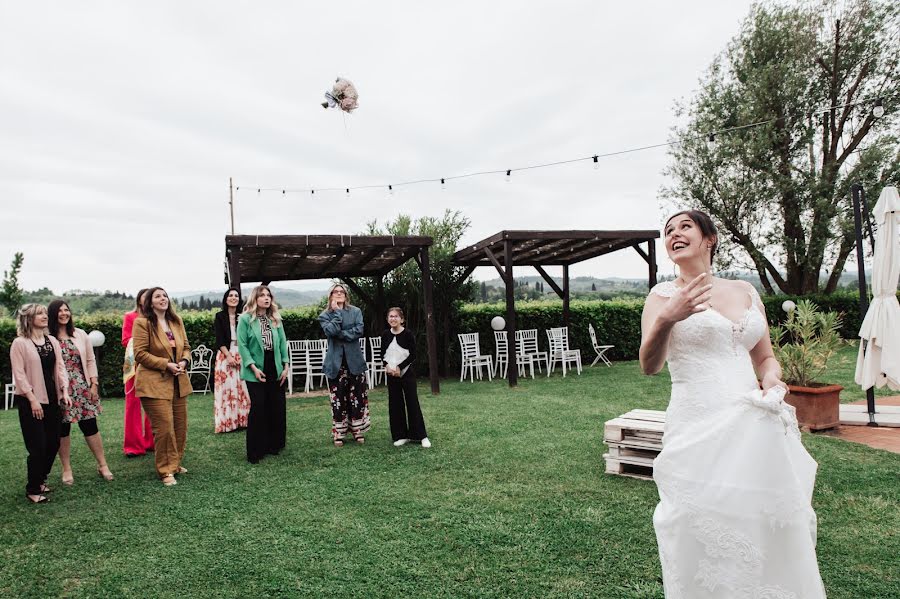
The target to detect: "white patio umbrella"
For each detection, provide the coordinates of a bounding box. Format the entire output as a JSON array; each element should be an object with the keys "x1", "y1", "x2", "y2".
[{"x1": 855, "y1": 186, "x2": 900, "y2": 391}]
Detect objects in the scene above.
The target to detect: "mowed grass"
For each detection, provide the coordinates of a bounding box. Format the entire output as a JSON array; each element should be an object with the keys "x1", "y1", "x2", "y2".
[{"x1": 0, "y1": 347, "x2": 897, "y2": 598}]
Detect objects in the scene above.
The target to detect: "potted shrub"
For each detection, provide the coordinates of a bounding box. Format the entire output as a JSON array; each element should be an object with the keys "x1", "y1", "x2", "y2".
[{"x1": 770, "y1": 299, "x2": 844, "y2": 431}]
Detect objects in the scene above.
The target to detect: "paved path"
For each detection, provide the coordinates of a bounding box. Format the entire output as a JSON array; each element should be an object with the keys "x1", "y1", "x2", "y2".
[{"x1": 822, "y1": 395, "x2": 900, "y2": 454}]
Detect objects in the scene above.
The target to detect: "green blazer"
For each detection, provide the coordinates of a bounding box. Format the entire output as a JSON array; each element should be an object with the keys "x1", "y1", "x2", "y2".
[{"x1": 236, "y1": 311, "x2": 289, "y2": 383}]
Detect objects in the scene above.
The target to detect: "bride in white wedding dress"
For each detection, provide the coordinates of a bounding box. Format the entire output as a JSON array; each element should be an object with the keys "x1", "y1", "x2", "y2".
[{"x1": 639, "y1": 210, "x2": 826, "y2": 598}]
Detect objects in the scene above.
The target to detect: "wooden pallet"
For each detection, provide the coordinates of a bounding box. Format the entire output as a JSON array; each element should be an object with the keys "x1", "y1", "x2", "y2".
[
  {"x1": 603, "y1": 455, "x2": 654, "y2": 480},
  {"x1": 603, "y1": 410, "x2": 666, "y2": 450},
  {"x1": 603, "y1": 409, "x2": 666, "y2": 481}
]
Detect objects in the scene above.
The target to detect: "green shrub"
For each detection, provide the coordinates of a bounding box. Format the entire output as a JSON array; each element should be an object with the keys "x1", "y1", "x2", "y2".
[{"x1": 0, "y1": 290, "x2": 892, "y2": 393}]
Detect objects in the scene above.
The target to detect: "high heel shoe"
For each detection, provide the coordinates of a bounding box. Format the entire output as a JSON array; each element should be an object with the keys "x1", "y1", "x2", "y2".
[{"x1": 98, "y1": 466, "x2": 114, "y2": 481}]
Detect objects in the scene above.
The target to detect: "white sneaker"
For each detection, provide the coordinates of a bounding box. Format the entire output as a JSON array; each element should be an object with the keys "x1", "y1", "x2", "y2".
[
  {"x1": 420, "y1": 438, "x2": 432, "y2": 448},
  {"x1": 393, "y1": 439, "x2": 409, "y2": 447}
]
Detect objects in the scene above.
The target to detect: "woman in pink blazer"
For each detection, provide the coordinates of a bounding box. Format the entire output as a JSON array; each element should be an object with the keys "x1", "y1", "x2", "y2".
[
  {"x1": 9, "y1": 304, "x2": 71, "y2": 504},
  {"x1": 122, "y1": 289, "x2": 155, "y2": 456},
  {"x1": 48, "y1": 299, "x2": 114, "y2": 484}
]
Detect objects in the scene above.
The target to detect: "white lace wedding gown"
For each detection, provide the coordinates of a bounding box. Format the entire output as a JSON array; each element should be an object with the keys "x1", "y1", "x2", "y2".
[{"x1": 649, "y1": 281, "x2": 826, "y2": 598}]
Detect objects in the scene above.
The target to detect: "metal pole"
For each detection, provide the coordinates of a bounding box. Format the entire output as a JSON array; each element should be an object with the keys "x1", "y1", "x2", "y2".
[
  {"x1": 229, "y1": 177, "x2": 235, "y2": 235},
  {"x1": 851, "y1": 183, "x2": 878, "y2": 426}
]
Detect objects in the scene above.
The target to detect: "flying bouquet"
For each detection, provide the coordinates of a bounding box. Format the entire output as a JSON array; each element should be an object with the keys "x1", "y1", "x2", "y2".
[{"x1": 321, "y1": 77, "x2": 359, "y2": 113}]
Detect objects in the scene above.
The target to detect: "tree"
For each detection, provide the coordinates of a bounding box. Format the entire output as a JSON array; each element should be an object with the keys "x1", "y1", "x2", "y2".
[
  {"x1": 0, "y1": 252, "x2": 25, "y2": 316},
  {"x1": 355, "y1": 210, "x2": 476, "y2": 375},
  {"x1": 664, "y1": 0, "x2": 900, "y2": 294},
  {"x1": 591, "y1": 282, "x2": 597, "y2": 291}
]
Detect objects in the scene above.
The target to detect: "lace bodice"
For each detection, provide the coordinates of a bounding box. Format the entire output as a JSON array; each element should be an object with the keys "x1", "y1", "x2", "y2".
[{"x1": 650, "y1": 280, "x2": 768, "y2": 428}]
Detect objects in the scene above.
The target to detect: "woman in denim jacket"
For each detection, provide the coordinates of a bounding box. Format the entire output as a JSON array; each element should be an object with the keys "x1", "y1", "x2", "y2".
[{"x1": 318, "y1": 283, "x2": 369, "y2": 446}]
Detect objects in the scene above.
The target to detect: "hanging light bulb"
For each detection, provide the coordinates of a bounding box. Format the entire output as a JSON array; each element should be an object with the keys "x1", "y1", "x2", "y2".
[
  {"x1": 872, "y1": 98, "x2": 885, "y2": 118},
  {"x1": 388, "y1": 185, "x2": 394, "y2": 195},
  {"x1": 505, "y1": 169, "x2": 511, "y2": 183},
  {"x1": 592, "y1": 155, "x2": 599, "y2": 171},
  {"x1": 706, "y1": 133, "x2": 716, "y2": 151},
  {"x1": 441, "y1": 178, "x2": 446, "y2": 191},
  {"x1": 346, "y1": 188, "x2": 350, "y2": 195},
  {"x1": 311, "y1": 189, "x2": 315, "y2": 195}
]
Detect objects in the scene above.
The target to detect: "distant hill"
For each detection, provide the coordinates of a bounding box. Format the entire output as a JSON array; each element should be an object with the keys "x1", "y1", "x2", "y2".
[{"x1": 172, "y1": 286, "x2": 326, "y2": 310}]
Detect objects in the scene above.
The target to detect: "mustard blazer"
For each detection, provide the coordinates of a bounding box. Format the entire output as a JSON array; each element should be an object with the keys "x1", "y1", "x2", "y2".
[{"x1": 133, "y1": 316, "x2": 193, "y2": 400}]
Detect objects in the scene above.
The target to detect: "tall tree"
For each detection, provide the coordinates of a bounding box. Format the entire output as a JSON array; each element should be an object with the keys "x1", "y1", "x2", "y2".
[
  {"x1": 353, "y1": 210, "x2": 475, "y2": 375},
  {"x1": 0, "y1": 252, "x2": 25, "y2": 316},
  {"x1": 664, "y1": 0, "x2": 899, "y2": 294}
]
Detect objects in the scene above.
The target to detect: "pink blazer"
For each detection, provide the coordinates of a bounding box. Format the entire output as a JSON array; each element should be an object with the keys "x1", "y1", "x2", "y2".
[
  {"x1": 10, "y1": 336, "x2": 69, "y2": 405},
  {"x1": 69, "y1": 328, "x2": 99, "y2": 381}
]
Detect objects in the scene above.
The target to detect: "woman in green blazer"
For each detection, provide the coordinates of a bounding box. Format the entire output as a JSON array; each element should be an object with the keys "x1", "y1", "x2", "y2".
[{"x1": 236, "y1": 285, "x2": 289, "y2": 463}]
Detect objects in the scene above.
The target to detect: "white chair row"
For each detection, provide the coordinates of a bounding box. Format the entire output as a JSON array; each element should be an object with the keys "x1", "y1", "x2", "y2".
[
  {"x1": 287, "y1": 340, "x2": 328, "y2": 394},
  {"x1": 546, "y1": 327, "x2": 582, "y2": 377},
  {"x1": 287, "y1": 337, "x2": 385, "y2": 394}
]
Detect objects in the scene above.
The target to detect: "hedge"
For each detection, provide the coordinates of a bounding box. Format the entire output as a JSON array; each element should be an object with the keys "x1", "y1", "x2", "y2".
[{"x1": 0, "y1": 290, "x2": 891, "y2": 395}]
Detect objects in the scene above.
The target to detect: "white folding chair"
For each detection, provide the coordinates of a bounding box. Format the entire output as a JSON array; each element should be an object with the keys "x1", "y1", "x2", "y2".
[
  {"x1": 494, "y1": 330, "x2": 509, "y2": 379},
  {"x1": 588, "y1": 324, "x2": 614, "y2": 367},
  {"x1": 188, "y1": 344, "x2": 214, "y2": 393},
  {"x1": 4, "y1": 383, "x2": 15, "y2": 410},
  {"x1": 546, "y1": 327, "x2": 582, "y2": 377},
  {"x1": 305, "y1": 340, "x2": 328, "y2": 392},
  {"x1": 368, "y1": 336, "x2": 385, "y2": 388},
  {"x1": 458, "y1": 333, "x2": 493, "y2": 382},
  {"x1": 287, "y1": 340, "x2": 310, "y2": 394},
  {"x1": 516, "y1": 329, "x2": 549, "y2": 374}
]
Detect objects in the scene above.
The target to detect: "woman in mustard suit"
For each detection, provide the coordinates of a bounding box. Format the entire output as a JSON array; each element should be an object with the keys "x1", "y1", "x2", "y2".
[
  {"x1": 133, "y1": 287, "x2": 193, "y2": 486},
  {"x1": 237, "y1": 285, "x2": 289, "y2": 464}
]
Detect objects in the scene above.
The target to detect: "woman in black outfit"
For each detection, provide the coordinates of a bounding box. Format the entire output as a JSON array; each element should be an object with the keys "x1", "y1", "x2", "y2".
[{"x1": 381, "y1": 307, "x2": 430, "y2": 448}]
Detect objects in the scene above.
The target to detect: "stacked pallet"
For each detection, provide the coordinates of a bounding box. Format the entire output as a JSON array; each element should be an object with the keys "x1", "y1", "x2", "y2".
[{"x1": 603, "y1": 409, "x2": 666, "y2": 480}]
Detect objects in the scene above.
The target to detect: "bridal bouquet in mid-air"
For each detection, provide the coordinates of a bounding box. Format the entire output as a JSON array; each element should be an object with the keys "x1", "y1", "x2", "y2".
[{"x1": 321, "y1": 77, "x2": 359, "y2": 113}]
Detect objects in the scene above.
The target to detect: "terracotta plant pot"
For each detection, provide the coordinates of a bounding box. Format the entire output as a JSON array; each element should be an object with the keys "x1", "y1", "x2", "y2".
[{"x1": 784, "y1": 384, "x2": 843, "y2": 431}]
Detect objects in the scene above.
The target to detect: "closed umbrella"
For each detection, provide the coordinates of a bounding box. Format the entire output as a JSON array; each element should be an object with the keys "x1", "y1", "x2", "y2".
[{"x1": 855, "y1": 185, "x2": 900, "y2": 392}]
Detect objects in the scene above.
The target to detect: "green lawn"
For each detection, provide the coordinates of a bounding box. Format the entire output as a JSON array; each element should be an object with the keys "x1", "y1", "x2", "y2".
[{"x1": 0, "y1": 346, "x2": 897, "y2": 598}]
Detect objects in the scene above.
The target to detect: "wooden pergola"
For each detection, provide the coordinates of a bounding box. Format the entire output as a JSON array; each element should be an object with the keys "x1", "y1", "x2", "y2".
[
  {"x1": 225, "y1": 234, "x2": 440, "y2": 394},
  {"x1": 452, "y1": 230, "x2": 660, "y2": 387}
]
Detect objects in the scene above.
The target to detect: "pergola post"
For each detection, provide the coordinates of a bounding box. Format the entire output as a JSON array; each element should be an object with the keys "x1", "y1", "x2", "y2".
[
  {"x1": 419, "y1": 246, "x2": 441, "y2": 395},
  {"x1": 648, "y1": 239, "x2": 657, "y2": 289},
  {"x1": 562, "y1": 264, "x2": 570, "y2": 328},
  {"x1": 227, "y1": 246, "x2": 241, "y2": 288},
  {"x1": 504, "y1": 239, "x2": 518, "y2": 387},
  {"x1": 375, "y1": 276, "x2": 386, "y2": 322}
]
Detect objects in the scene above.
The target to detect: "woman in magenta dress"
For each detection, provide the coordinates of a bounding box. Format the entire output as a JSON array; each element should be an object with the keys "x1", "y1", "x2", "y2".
[{"x1": 122, "y1": 289, "x2": 155, "y2": 457}]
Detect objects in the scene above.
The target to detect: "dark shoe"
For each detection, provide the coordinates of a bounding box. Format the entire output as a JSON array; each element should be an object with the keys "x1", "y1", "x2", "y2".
[
  {"x1": 40, "y1": 483, "x2": 52, "y2": 493},
  {"x1": 26, "y1": 494, "x2": 49, "y2": 503},
  {"x1": 124, "y1": 452, "x2": 144, "y2": 458}
]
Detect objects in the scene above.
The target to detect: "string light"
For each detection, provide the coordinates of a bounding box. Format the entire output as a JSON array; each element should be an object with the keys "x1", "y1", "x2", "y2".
[
  {"x1": 440, "y1": 178, "x2": 446, "y2": 190},
  {"x1": 235, "y1": 96, "x2": 887, "y2": 196}
]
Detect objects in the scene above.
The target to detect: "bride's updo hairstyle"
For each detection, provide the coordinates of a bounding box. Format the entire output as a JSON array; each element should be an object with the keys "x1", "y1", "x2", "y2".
[{"x1": 664, "y1": 209, "x2": 719, "y2": 265}]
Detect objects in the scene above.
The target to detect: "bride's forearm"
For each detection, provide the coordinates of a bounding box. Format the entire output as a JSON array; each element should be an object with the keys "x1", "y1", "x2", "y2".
[
  {"x1": 640, "y1": 318, "x2": 675, "y2": 375},
  {"x1": 756, "y1": 356, "x2": 782, "y2": 384}
]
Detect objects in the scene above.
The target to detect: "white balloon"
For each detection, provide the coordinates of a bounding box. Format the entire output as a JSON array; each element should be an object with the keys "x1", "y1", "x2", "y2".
[
  {"x1": 88, "y1": 330, "x2": 106, "y2": 347},
  {"x1": 490, "y1": 316, "x2": 506, "y2": 331},
  {"x1": 781, "y1": 300, "x2": 796, "y2": 314}
]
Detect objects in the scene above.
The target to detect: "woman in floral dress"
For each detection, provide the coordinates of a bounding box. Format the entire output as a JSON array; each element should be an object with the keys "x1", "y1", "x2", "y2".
[
  {"x1": 48, "y1": 300, "x2": 113, "y2": 484},
  {"x1": 213, "y1": 287, "x2": 251, "y2": 433}
]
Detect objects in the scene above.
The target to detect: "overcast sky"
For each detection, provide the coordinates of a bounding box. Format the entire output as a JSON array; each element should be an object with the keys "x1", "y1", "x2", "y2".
[{"x1": 0, "y1": 1, "x2": 755, "y2": 294}]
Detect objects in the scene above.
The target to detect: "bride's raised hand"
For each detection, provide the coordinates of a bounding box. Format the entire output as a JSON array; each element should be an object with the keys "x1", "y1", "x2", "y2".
[{"x1": 660, "y1": 273, "x2": 713, "y2": 324}]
